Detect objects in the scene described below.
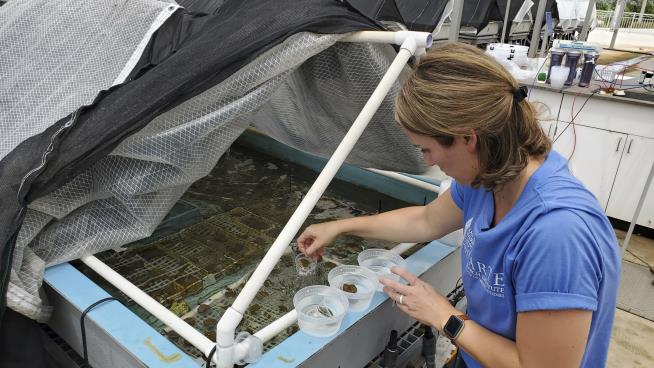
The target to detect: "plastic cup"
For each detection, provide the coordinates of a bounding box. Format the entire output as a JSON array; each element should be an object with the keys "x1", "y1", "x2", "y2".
[
  {"x1": 293, "y1": 285, "x2": 349, "y2": 337},
  {"x1": 327, "y1": 265, "x2": 377, "y2": 311},
  {"x1": 357, "y1": 249, "x2": 407, "y2": 291},
  {"x1": 549, "y1": 66, "x2": 569, "y2": 90},
  {"x1": 294, "y1": 253, "x2": 316, "y2": 276}
]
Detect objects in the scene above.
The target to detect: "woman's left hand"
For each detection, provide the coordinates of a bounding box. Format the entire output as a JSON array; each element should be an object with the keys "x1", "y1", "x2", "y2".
[{"x1": 380, "y1": 267, "x2": 458, "y2": 331}]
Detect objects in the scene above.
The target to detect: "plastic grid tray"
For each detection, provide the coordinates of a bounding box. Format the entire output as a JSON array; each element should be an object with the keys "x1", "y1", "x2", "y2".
[{"x1": 76, "y1": 146, "x2": 396, "y2": 359}]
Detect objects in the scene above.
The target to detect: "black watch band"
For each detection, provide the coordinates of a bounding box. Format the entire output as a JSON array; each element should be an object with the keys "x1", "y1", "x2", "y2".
[{"x1": 443, "y1": 314, "x2": 469, "y2": 341}]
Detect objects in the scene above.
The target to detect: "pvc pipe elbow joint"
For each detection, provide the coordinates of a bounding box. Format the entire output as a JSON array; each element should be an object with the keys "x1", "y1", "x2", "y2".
[
  {"x1": 215, "y1": 307, "x2": 243, "y2": 368},
  {"x1": 213, "y1": 331, "x2": 263, "y2": 367},
  {"x1": 394, "y1": 31, "x2": 433, "y2": 49},
  {"x1": 234, "y1": 332, "x2": 263, "y2": 365}
]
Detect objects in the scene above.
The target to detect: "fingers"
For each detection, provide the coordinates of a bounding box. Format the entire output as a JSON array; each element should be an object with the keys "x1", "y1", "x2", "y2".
[
  {"x1": 383, "y1": 287, "x2": 412, "y2": 313},
  {"x1": 307, "y1": 247, "x2": 323, "y2": 261},
  {"x1": 297, "y1": 238, "x2": 312, "y2": 253},
  {"x1": 391, "y1": 266, "x2": 419, "y2": 285},
  {"x1": 305, "y1": 241, "x2": 323, "y2": 256},
  {"x1": 380, "y1": 267, "x2": 423, "y2": 301},
  {"x1": 297, "y1": 231, "x2": 312, "y2": 248},
  {"x1": 297, "y1": 232, "x2": 319, "y2": 253},
  {"x1": 297, "y1": 225, "x2": 327, "y2": 257},
  {"x1": 380, "y1": 277, "x2": 412, "y2": 295},
  {"x1": 297, "y1": 237, "x2": 324, "y2": 261},
  {"x1": 383, "y1": 287, "x2": 403, "y2": 303}
]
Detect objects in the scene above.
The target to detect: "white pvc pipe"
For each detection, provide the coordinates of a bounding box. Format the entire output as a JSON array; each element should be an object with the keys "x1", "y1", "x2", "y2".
[
  {"x1": 231, "y1": 41, "x2": 416, "y2": 314},
  {"x1": 231, "y1": 173, "x2": 432, "y2": 347},
  {"x1": 366, "y1": 168, "x2": 440, "y2": 193},
  {"x1": 215, "y1": 37, "x2": 420, "y2": 368},
  {"x1": 390, "y1": 242, "x2": 418, "y2": 255},
  {"x1": 253, "y1": 309, "x2": 298, "y2": 343},
  {"x1": 341, "y1": 30, "x2": 433, "y2": 49},
  {"x1": 80, "y1": 256, "x2": 215, "y2": 357},
  {"x1": 82, "y1": 31, "x2": 430, "y2": 367}
]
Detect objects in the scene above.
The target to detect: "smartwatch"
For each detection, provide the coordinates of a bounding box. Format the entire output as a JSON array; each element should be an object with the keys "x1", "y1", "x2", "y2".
[{"x1": 443, "y1": 314, "x2": 469, "y2": 341}]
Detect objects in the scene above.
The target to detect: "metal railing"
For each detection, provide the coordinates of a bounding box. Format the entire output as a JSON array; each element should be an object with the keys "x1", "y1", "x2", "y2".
[{"x1": 596, "y1": 10, "x2": 654, "y2": 33}]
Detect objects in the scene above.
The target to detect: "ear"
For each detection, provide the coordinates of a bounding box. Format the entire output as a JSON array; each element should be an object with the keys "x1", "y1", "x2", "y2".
[{"x1": 463, "y1": 130, "x2": 477, "y2": 152}]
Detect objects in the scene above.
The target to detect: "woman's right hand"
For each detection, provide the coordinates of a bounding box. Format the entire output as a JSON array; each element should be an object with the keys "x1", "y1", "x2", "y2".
[{"x1": 297, "y1": 222, "x2": 342, "y2": 260}]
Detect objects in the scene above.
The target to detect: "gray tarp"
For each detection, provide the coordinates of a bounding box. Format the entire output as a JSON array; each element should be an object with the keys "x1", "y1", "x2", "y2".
[{"x1": 1, "y1": 0, "x2": 424, "y2": 321}]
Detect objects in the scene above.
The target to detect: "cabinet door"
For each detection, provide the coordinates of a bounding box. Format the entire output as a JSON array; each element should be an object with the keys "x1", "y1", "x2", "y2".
[
  {"x1": 529, "y1": 88, "x2": 563, "y2": 119},
  {"x1": 606, "y1": 136, "x2": 654, "y2": 228},
  {"x1": 552, "y1": 123, "x2": 626, "y2": 209}
]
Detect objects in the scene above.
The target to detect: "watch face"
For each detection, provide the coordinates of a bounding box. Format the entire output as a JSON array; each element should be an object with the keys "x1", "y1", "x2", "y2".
[{"x1": 443, "y1": 316, "x2": 463, "y2": 339}]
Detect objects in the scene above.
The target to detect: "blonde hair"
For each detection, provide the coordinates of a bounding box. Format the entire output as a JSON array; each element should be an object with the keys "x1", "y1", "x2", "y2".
[{"x1": 395, "y1": 42, "x2": 551, "y2": 191}]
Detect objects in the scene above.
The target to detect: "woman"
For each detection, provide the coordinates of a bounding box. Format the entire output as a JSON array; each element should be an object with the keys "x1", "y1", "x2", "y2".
[{"x1": 297, "y1": 43, "x2": 620, "y2": 368}]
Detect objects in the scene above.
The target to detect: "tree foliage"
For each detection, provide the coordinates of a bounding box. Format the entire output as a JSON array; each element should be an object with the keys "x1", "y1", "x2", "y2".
[{"x1": 596, "y1": 0, "x2": 654, "y2": 13}]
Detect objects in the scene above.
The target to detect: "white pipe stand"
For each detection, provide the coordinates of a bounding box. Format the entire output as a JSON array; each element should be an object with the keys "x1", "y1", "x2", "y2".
[
  {"x1": 213, "y1": 31, "x2": 431, "y2": 368},
  {"x1": 78, "y1": 30, "x2": 433, "y2": 368}
]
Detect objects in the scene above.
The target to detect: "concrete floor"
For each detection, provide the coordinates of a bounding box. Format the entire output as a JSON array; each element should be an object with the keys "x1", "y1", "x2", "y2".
[
  {"x1": 608, "y1": 308, "x2": 654, "y2": 367},
  {"x1": 619, "y1": 229, "x2": 654, "y2": 271},
  {"x1": 607, "y1": 231, "x2": 654, "y2": 368}
]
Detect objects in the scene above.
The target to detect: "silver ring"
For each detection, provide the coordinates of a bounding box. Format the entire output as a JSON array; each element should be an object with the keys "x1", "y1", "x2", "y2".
[{"x1": 399, "y1": 294, "x2": 404, "y2": 305}]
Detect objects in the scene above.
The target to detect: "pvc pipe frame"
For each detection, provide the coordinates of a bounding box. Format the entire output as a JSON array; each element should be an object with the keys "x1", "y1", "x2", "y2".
[
  {"x1": 253, "y1": 309, "x2": 298, "y2": 343},
  {"x1": 80, "y1": 170, "x2": 433, "y2": 360},
  {"x1": 78, "y1": 30, "x2": 432, "y2": 368},
  {"x1": 81, "y1": 172, "x2": 435, "y2": 352},
  {"x1": 80, "y1": 256, "x2": 216, "y2": 358},
  {"x1": 366, "y1": 168, "x2": 441, "y2": 193},
  {"x1": 215, "y1": 31, "x2": 431, "y2": 368},
  {"x1": 81, "y1": 219, "x2": 423, "y2": 361},
  {"x1": 341, "y1": 30, "x2": 433, "y2": 49}
]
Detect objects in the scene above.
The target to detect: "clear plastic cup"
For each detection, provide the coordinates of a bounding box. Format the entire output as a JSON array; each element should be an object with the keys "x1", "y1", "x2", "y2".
[
  {"x1": 327, "y1": 265, "x2": 377, "y2": 311},
  {"x1": 293, "y1": 285, "x2": 348, "y2": 337},
  {"x1": 357, "y1": 249, "x2": 407, "y2": 291},
  {"x1": 294, "y1": 253, "x2": 317, "y2": 276},
  {"x1": 549, "y1": 66, "x2": 569, "y2": 90}
]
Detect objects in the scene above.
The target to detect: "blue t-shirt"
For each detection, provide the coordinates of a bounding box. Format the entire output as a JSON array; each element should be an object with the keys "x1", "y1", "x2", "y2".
[{"x1": 449, "y1": 150, "x2": 620, "y2": 368}]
